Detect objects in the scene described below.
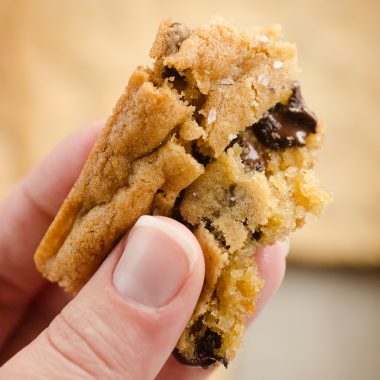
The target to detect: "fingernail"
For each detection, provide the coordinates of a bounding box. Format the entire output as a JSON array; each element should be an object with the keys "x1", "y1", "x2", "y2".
[{"x1": 113, "y1": 215, "x2": 197, "y2": 308}]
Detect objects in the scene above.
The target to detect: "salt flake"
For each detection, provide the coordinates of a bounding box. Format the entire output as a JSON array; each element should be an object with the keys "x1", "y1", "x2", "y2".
[
  {"x1": 258, "y1": 74, "x2": 269, "y2": 86},
  {"x1": 219, "y1": 77, "x2": 235, "y2": 85},
  {"x1": 258, "y1": 34, "x2": 269, "y2": 43},
  {"x1": 273, "y1": 60, "x2": 283, "y2": 69},
  {"x1": 245, "y1": 147, "x2": 259, "y2": 161},
  {"x1": 207, "y1": 108, "x2": 217, "y2": 124},
  {"x1": 228, "y1": 133, "x2": 238, "y2": 141},
  {"x1": 295, "y1": 130, "x2": 307, "y2": 144}
]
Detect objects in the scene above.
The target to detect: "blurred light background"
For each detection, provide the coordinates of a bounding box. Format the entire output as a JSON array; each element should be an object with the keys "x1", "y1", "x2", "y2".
[{"x1": 0, "y1": 1, "x2": 379, "y2": 379}]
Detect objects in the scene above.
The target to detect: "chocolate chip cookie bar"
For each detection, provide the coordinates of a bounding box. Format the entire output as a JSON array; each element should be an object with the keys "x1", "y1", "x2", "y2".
[{"x1": 35, "y1": 18, "x2": 330, "y2": 368}]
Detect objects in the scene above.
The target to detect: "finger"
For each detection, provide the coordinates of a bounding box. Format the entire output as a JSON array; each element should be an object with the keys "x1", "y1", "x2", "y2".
[
  {"x1": 2, "y1": 235, "x2": 288, "y2": 379},
  {"x1": 0, "y1": 121, "x2": 103, "y2": 348},
  {"x1": 0, "y1": 285, "x2": 72, "y2": 364},
  {"x1": 250, "y1": 239, "x2": 288, "y2": 318},
  {"x1": 0, "y1": 216, "x2": 205, "y2": 380},
  {"x1": 1, "y1": 242, "x2": 288, "y2": 378},
  {"x1": 156, "y1": 240, "x2": 288, "y2": 380}
]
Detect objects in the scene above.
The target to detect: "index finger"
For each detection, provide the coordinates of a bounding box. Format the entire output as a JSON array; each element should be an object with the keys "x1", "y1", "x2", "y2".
[{"x1": 0, "y1": 121, "x2": 103, "y2": 347}]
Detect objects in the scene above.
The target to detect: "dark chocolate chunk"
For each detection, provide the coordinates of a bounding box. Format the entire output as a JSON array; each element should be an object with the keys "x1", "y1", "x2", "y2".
[
  {"x1": 239, "y1": 140, "x2": 265, "y2": 171},
  {"x1": 173, "y1": 348, "x2": 228, "y2": 369},
  {"x1": 252, "y1": 229, "x2": 262, "y2": 241},
  {"x1": 253, "y1": 82, "x2": 317, "y2": 150},
  {"x1": 196, "y1": 328, "x2": 222, "y2": 355},
  {"x1": 173, "y1": 328, "x2": 229, "y2": 369},
  {"x1": 190, "y1": 318, "x2": 204, "y2": 334}
]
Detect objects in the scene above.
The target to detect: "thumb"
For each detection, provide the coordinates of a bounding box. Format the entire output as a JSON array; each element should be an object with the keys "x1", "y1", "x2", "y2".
[{"x1": 1, "y1": 216, "x2": 204, "y2": 380}]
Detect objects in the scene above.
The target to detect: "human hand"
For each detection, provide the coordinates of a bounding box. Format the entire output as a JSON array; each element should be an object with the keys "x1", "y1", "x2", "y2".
[{"x1": 0, "y1": 121, "x2": 288, "y2": 379}]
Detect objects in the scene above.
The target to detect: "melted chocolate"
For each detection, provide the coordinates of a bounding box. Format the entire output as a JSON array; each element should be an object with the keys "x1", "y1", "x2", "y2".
[
  {"x1": 253, "y1": 83, "x2": 317, "y2": 150},
  {"x1": 239, "y1": 140, "x2": 265, "y2": 171}
]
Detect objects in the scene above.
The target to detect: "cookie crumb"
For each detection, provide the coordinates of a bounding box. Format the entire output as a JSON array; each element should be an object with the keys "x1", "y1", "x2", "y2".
[
  {"x1": 228, "y1": 133, "x2": 238, "y2": 141},
  {"x1": 273, "y1": 60, "x2": 283, "y2": 69},
  {"x1": 208, "y1": 109, "x2": 217, "y2": 124}
]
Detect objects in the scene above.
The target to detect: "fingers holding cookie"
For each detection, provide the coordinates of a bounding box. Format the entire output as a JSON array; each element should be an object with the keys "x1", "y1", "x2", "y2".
[{"x1": 0, "y1": 121, "x2": 103, "y2": 349}]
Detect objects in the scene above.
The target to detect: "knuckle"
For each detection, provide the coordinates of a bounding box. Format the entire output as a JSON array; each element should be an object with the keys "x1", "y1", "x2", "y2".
[{"x1": 47, "y1": 312, "x2": 114, "y2": 379}]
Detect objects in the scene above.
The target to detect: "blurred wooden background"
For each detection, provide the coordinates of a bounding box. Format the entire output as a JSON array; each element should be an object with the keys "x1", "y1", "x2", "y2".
[{"x1": 1, "y1": 1, "x2": 379, "y2": 378}]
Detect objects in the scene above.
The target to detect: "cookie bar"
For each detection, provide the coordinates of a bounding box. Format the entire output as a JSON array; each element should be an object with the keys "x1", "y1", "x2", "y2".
[{"x1": 34, "y1": 18, "x2": 330, "y2": 367}]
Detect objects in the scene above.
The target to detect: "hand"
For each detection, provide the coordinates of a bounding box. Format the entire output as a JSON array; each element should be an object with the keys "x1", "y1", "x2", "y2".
[{"x1": 0, "y1": 121, "x2": 288, "y2": 380}]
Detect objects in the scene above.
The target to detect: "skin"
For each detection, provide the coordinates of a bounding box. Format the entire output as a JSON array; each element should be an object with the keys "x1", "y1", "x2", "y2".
[{"x1": 0, "y1": 121, "x2": 287, "y2": 379}]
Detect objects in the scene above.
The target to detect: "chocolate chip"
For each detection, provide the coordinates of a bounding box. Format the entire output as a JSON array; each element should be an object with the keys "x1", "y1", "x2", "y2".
[
  {"x1": 252, "y1": 229, "x2": 262, "y2": 240},
  {"x1": 195, "y1": 328, "x2": 222, "y2": 357},
  {"x1": 252, "y1": 83, "x2": 317, "y2": 150},
  {"x1": 173, "y1": 348, "x2": 229, "y2": 369},
  {"x1": 239, "y1": 140, "x2": 265, "y2": 171},
  {"x1": 172, "y1": 328, "x2": 228, "y2": 369},
  {"x1": 166, "y1": 22, "x2": 191, "y2": 55},
  {"x1": 190, "y1": 318, "x2": 204, "y2": 334}
]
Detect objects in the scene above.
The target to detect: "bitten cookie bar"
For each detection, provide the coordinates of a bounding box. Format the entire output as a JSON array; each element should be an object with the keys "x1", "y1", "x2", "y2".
[{"x1": 34, "y1": 18, "x2": 330, "y2": 368}]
